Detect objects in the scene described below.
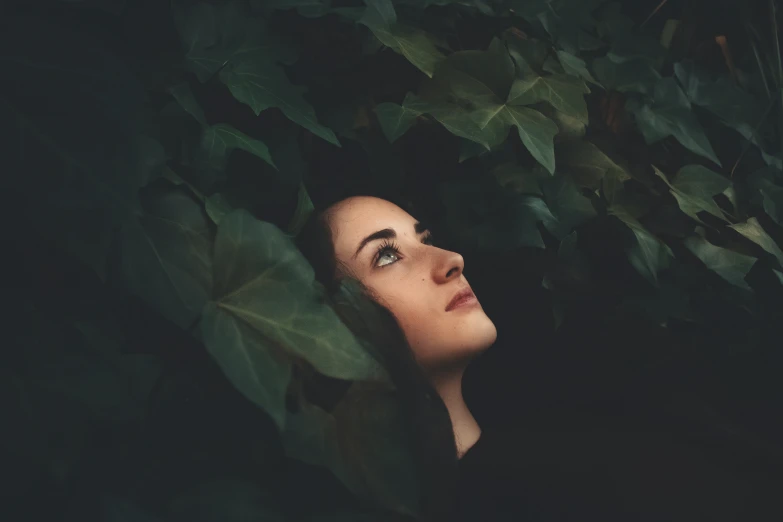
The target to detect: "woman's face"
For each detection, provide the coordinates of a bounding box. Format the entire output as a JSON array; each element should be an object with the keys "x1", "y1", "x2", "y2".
[{"x1": 328, "y1": 196, "x2": 497, "y2": 373}]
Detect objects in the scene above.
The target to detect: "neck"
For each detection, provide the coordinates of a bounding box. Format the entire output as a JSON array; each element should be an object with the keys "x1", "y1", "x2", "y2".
[{"x1": 429, "y1": 365, "x2": 481, "y2": 459}]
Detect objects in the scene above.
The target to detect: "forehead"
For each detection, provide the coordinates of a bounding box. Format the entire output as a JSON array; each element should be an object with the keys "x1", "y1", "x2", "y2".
[{"x1": 329, "y1": 197, "x2": 417, "y2": 254}]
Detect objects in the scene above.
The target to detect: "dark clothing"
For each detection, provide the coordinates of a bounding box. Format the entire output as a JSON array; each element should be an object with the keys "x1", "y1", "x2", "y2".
[{"x1": 453, "y1": 414, "x2": 783, "y2": 522}]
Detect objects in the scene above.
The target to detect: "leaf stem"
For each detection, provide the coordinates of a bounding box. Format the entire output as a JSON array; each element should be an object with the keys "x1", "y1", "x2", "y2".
[{"x1": 640, "y1": 0, "x2": 669, "y2": 29}]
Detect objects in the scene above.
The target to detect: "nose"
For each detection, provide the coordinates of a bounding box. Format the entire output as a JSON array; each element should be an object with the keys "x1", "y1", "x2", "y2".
[{"x1": 433, "y1": 248, "x2": 465, "y2": 283}]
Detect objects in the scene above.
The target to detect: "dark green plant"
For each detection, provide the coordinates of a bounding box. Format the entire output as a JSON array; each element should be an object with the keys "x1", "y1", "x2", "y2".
[{"x1": 3, "y1": 0, "x2": 783, "y2": 520}]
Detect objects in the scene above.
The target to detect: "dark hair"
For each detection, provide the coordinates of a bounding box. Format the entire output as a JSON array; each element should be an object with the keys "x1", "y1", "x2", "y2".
[{"x1": 295, "y1": 197, "x2": 460, "y2": 522}]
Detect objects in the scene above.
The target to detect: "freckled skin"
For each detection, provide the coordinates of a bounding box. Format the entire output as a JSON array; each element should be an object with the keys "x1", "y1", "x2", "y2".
[{"x1": 327, "y1": 196, "x2": 497, "y2": 373}]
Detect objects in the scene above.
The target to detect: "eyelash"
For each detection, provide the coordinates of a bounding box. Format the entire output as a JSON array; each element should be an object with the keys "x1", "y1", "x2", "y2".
[{"x1": 374, "y1": 232, "x2": 434, "y2": 268}]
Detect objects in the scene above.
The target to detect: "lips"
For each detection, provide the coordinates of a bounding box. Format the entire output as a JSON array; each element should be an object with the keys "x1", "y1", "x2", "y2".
[{"x1": 446, "y1": 287, "x2": 476, "y2": 311}]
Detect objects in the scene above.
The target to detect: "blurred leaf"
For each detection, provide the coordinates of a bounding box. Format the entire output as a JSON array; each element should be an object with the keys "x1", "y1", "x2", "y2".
[
  {"x1": 168, "y1": 479, "x2": 285, "y2": 522},
  {"x1": 729, "y1": 217, "x2": 783, "y2": 266},
  {"x1": 684, "y1": 236, "x2": 757, "y2": 289},
  {"x1": 203, "y1": 124, "x2": 276, "y2": 168},
  {"x1": 593, "y1": 57, "x2": 661, "y2": 95},
  {"x1": 120, "y1": 185, "x2": 214, "y2": 330},
  {"x1": 653, "y1": 165, "x2": 731, "y2": 224},
  {"x1": 168, "y1": 82, "x2": 207, "y2": 126},
  {"x1": 627, "y1": 78, "x2": 721, "y2": 166},
  {"x1": 374, "y1": 94, "x2": 422, "y2": 143},
  {"x1": 557, "y1": 140, "x2": 631, "y2": 189},
  {"x1": 259, "y1": 0, "x2": 332, "y2": 18},
  {"x1": 2, "y1": 16, "x2": 149, "y2": 281}
]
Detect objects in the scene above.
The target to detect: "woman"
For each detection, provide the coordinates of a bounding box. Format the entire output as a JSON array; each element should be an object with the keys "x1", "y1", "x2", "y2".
[
  {"x1": 296, "y1": 194, "x2": 782, "y2": 522},
  {"x1": 296, "y1": 193, "x2": 493, "y2": 519}
]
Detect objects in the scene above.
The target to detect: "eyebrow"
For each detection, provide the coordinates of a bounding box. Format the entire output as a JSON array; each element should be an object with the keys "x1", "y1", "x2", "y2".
[{"x1": 352, "y1": 221, "x2": 429, "y2": 260}]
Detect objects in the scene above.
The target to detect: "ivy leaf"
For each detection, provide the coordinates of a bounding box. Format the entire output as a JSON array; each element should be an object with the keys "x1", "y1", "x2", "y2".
[
  {"x1": 729, "y1": 217, "x2": 783, "y2": 267},
  {"x1": 502, "y1": 106, "x2": 559, "y2": 173},
  {"x1": 555, "y1": 50, "x2": 600, "y2": 86},
  {"x1": 3, "y1": 16, "x2": 149, "y2": 281},
  {"x1": 492, "y1": 163, "x2": 542, "y2": 195},
  {"x1": 202, "y1": 123, "x2": 276, "y2": 168},
  {"x1": 653, "y1": 165, "x2": 731, "y2": 224},
  {"x1": 540, "y1": 173, "x2": 597, "y2": 239},
  {"x1": 174, "y1": 1, "x2": 297, "y2": 82},
  {"x1": 201, "y1": 301, "x2": 292, "y2": 431},
  {"x1": 508, "y1": 74, "x2": 590, "y2": 123},
  {"x1": 374, "y1": 93, "x2": 422, "y2": 143},
  {"x1": 556, "y1": 140, "x2": 631, "y2": 189},
  {"x1": 418, "y1": 38, "x2": 559, "y2": 172},
  {"x1": 627, "y1": 78, "x2": 721, "y2": 166},
  {"x1": 206, "y1": 210, "x2": 389, "y2": 383},
  {"x1": 674, "y1": 60, "x2": 765, "y2": 143},
  {"x1": 168, "y1": 82, "x2": 207, "y2": 125},
  {"x1": 219, "y1": 57, "x2": 340, "y2": 146},
  {"x1": 610, "y1": 207, "x2": 674, "y2": 286},
  {"x1": 120, "y1": 185, "x2": 214, "y2": 331},
  {"x1": 359, "y1": 0, "x2": 444, "y2": 77},
  {"x1": 684, "y1": 236, "x2": 756, "y2": 290},
  {"x1": 593, "y1": 56, "x2": 660, "y2": 95}
]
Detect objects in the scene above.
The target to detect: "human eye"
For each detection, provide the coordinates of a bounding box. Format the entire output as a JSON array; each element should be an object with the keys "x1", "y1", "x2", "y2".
[{"x1": 374, "y1": 239, "x2": 401, "y2": 268}]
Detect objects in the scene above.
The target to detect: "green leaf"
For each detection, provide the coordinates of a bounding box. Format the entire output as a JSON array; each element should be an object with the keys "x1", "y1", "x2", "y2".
[
  {"x1": 412, "y1": 40, "x2": 559, "y2": 171},
  {"x1": 201, "y1": 301, "x2": 292, "y2": 431},
  {"x1": 206, "y1": 210, "x2": 389, "y2": 382},
  {"x1": 593, "y1": 56, "x2": 660, "y2": 95},
  {"x1": 761, "y1": 184, "x2": 783, "y2": 225},
  {"x1": 374, "y1": 94, "x2": 422, "y2": 142},
  {"x1": 286, "y1": 182, "x2": 315, "y2": 237},
  {"x1": 684, "y1": 236, "x2": 756, "y2": 290},
  {"x1": 492, "y1": 163, "x2": 542, "y2": 195},
  {"x1": 556, "y1": 140, "x2": 631, "y2": 189},
  {"x1": 653, "y1": 165, "x2": 731, "y2": 224},
  {"x1": 260, "y1": 0, "x2": 332, "y2": 18},
  {"x1": 219, "y1": 57, "x2": 340, "y2": 146},
  {"x1": 610, "y1": 206, "x2": 674, "y2": 285},
  {"x1": 2, "y1": 16, "x2": 149, "y2": 281},
  {"x1": 169, "y1": 479, "x2": 286, "y2": 522},
  {"x1": 174, "y1": 1, "x2": 297, "y2": 82},
  {"x1": 729, "y1": 217, "x2": 783, "y2": 266},
  {"x1": 627, "y1": 78, "x2": 721, "y2": 166},
  {"x1": 202, "y1": 123, "x2": 276, "y2": 168},
  {"x1": 205, "y1": 192, "x2": 234, "y2": 226},
  {"x1": 120, "y1": 186, "x2": 214, "y2": 330},
  {"x1": 555, "y1": 50, "x2": 600, "y2": 86},
  {"x1": 168, "y1": 82, "x2": 207, "y2": 126},
  {"x1": 502, "y1": 105, "x2": 559, "y2": 173},
  {"x1": 508, "y1": 74, "x2": 590, "y2": 123},
  {"x1": 674, "y1": 60, "x2": 765, "y2": 143},
  {"x1": 540, "y1": 173, "x2": 597, "y2": 239},
  {"x1": 359, "y1": 0, "x2": 444, "y2": 77}
]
